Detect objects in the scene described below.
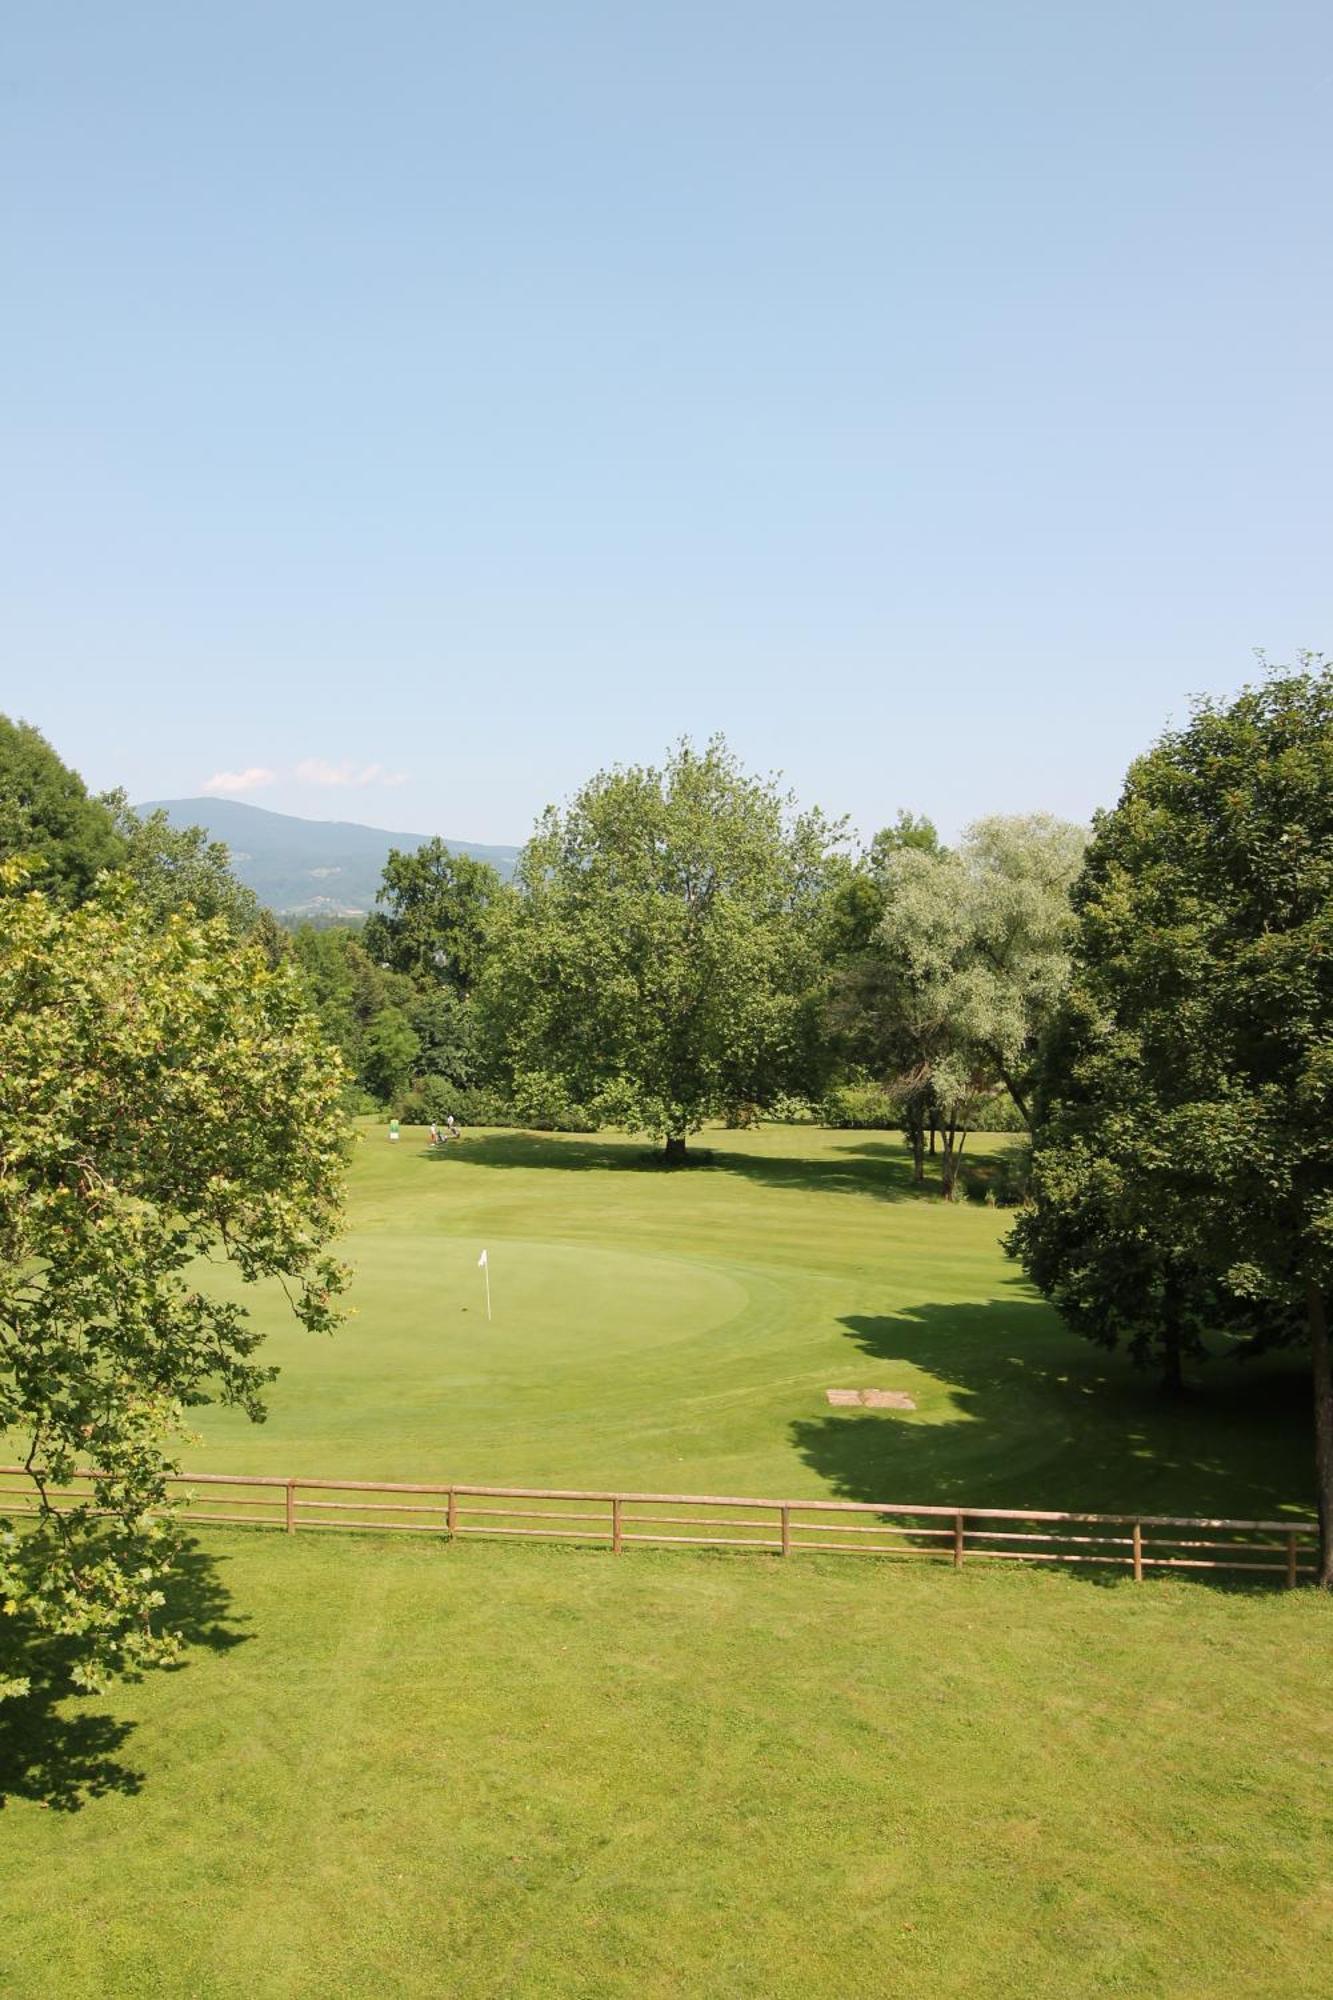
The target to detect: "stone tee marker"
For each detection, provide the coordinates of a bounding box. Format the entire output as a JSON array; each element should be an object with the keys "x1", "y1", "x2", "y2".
[{"x1": 826, "y1": 1388, "x2": 917, "y2": 1410}]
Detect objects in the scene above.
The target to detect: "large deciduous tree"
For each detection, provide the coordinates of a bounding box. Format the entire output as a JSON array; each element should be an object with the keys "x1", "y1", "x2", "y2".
[
  {"x1": 481, "y1": 739, "x2": 839, "y2": 1159},
  {"x1": 0, "y1": 874, "x2": 349, "y2": 1700},
  {"x1": 1009, "y1": 661, "x2": 1333, "y2": 1580},
  {"x1": 362, "y1": 840, "x2": 504, "y2": 996}
]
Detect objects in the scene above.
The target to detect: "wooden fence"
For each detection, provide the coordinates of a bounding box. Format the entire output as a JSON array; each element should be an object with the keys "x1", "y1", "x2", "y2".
[{"x1": 0, "y1": 1466, "x2": 1318, "y2": 1583}]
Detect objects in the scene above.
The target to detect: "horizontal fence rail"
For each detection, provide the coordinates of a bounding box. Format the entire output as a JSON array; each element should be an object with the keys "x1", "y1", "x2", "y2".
[{"x1": 0, "y1": 1467, "x2": 1318, "y2": 1584}]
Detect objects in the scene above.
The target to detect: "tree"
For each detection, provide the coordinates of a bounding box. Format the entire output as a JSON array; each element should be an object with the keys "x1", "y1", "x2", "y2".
[
  {"x1": 101, "y1": 795, "x2": 261, "y2": 934},
  {"x1": 1008, "y1": 661, "x2": 1333, "y2": 1580},
  {"x1": 820, "y1": 814, "x2": 943, "y2": 966},
  {"x1": 363, "y1": 840, "x2": 504, "y2": 995},
  {"x1": 360, "y1": 1005, "x2": 421, "y2": 1104},
  {"x1": 0, "y1": 872, "x2": 349, "y2": 1699},
  {"x1": 480, "y1": 738, "x2": 840, "y2": 1159},
  {"x1": 0, "y1": 716, "x2": 124, "y2": 903},
  {"x1": 879, "y1": 816, "x2": 1086, "y2": 1128},
  {"x1": 829, "y1": 815, "x2": 1084, "y2": 1192},
  {"x1": 1007, "y1": 992, "x2": 1254, "y2": 1392}
]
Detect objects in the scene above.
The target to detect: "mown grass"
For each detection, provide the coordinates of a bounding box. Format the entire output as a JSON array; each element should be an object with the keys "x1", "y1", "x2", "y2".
[
  {"x1": 3, "y1": 1533, "x2": 1330, "y2": 1999},
  {"x1": 189, "y1": 1122, "x2": 1312, "y2": 1522},
  {"x1": 2, "y1": 1123, "x2": 1327, "y2": 1997}
]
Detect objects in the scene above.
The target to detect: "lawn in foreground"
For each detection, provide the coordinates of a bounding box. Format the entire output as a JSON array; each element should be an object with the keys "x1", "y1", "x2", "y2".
[
  {"x1": 2, "y1": 1530, "x2": 1329, "y2": 2000},
  {"x1": 189, "y1": 1123, "x2": 1313, "y2": 1524}
]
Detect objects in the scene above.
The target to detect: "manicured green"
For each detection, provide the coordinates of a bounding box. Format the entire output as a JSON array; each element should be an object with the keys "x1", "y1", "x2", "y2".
[
  {"x1": 3, "y1": 1124, "x2": 1327, "y2": 1998},
  {"x1": 190, "y1": 1122, "x2": 1312, "y2": 1521}
]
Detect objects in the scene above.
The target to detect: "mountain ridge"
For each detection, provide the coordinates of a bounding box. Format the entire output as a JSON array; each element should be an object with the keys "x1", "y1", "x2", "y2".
[{"x1": 137, "y1": 797, "x2": 520, "y2": 918}]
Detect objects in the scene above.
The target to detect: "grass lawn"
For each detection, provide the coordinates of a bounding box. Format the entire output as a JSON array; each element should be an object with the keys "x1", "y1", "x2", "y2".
[
  {"x1": 2, "y1": 1535, "x2": 1330, "y2": 1999},
  {"x1": 2, "y1": 1124, "x2": 1328, "y2": 1997},
  {"x1": 188, "y1": 1121, "x2": 1313, "y2": 1522}
]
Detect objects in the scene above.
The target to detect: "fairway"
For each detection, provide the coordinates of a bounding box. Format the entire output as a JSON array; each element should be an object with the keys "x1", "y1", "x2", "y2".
[{"x1": 191, "y1": 1122, "x2": 1313, "y2": 1524}]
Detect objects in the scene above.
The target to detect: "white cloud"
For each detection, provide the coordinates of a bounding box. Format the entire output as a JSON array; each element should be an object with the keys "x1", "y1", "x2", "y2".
[
  {"x1": 202, "y1": 766, "x2": 277, "y2": 794},
  {"x1": 295, "y1": 758, "x2": 408, "y2": 788}
]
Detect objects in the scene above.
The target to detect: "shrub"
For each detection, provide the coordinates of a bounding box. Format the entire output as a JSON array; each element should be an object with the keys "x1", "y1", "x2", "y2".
[
  {"x1": 960, "y1": 1145, "x2": 1032, "y2": 1207},
  {"x1": 723, "y1": 1101, "x2": 764, "y2": 1129},
  {"x1": 398, "y1": 1076, "x2": 515, "y2": 1126},
  {"x1": 821, "y1": 1080, "x2": 899, "y2": 1129},
  {"x1": 763, "y1": 1093, "x2": 818, "y2": 1125},
  {"x1": 341, "y1": 1081, "x2": 382, "y2": 1117},
  {"x1": 971, "y1": 1091, "x2": 1029, "y2": 1134}
]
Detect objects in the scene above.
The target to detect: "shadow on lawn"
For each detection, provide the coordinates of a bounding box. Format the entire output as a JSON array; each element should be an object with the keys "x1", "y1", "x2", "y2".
[
  {"x1": 0, "y1": 1542, "x2": 247, "y2": 1812},
  {"x1": 427, "y1": 1129, "x2": 990, "y2": 1203},
  {"x1": 790, "y1": 1298, "x2": 1314, "y2": 1568}
]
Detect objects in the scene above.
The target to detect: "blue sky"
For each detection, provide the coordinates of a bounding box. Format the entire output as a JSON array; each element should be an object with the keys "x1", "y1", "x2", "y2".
[{"x1": 3, "y1": 2, "x2": 1330, "y2": 846}]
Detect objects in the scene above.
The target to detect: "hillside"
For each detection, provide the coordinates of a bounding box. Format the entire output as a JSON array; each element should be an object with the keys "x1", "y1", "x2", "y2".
[{"x1": 138, "y1": 798, "x2": 519, "y2": 918}]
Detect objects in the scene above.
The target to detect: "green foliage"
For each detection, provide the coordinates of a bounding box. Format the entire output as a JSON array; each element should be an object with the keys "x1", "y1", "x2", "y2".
[
  {"x1": 0, "y1": 716, "x2": 125, "y2": 903},
  {"x1": 360, "y1": 1005, "x2": 421, "y2": 1104},
  {"x1": 868, "y1": 809, "x2": 943, "y2": 862},
  {"x1": 877, "y1": 814, "x2": 1087, "y2": 1125},
  {"x1": 397, "y1": 1077, "x2": 526, "y2": 1127},
  {"x1": 480, "y1": 738, "x2": 841, "y2": 1154},
  {"x1": 820, "y1": 1079, "x2": 899, "y2": 1128},
  {"x1": 819, "y1": 815, "x2": 942, "y2": 967},
  {"x1": 762, "y1": 1091, "x2": 819, "y2": 1124},
  {"x1": 363, "y1": 839, "x2": 505, "y2": 994},
  {"x1": 0, "y1": 873, "x2": 349, "y2": 1700},
  {"x1": 830, "y1": 814, "x2": 1084, "y2": 1193},
  {"x1": 102, "y1": 794, "x2": 261, "y2": 934},
  {"x1": 1009, "y1": 659, "x2": 1333, "y2": 1567},
  {"x1": 960, "y1": 1144, "x2": 1032, "y2": 1206}
]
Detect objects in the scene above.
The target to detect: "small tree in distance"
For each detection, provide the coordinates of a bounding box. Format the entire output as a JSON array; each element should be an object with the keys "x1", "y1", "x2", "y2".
[{"x1": 480, "y1": 738, "x2": 842, "y2": 1160}]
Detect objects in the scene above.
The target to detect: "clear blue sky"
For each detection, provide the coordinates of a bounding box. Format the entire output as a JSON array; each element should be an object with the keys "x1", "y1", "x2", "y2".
[{"x1": 3, "y1": 2, "x2": 1330, "y2": 846}]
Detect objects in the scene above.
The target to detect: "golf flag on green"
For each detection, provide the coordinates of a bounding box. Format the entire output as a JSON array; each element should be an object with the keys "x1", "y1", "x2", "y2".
[{"x1": 478, "y1": 1248, "x2": 491, "y2": 1321}]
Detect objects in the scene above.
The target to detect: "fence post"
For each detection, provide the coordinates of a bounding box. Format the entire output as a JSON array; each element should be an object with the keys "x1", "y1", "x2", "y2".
[
  {"x1": 953, "y1": 1511, "x2": 965, "y2": 1569},
  {"x1": 1287, "y1": 1531, "x2": 1299, "y2": 1589},
  {"x1": 285, "y1": 1479, "x2": 296, "y2": 1535},
  {"x1": 1132, "y1": 1522, "x2": 1143, "y2": 1582},
  {"x1": 447, "y1": 1487, "x2": 458, "y2": 1538},
  {"x1": 612, "y1": 1496, "x2": 623, "y2": 1553},
  {"x1": 780, "y1": 1505, "x2": 791, "y2": 1557}
]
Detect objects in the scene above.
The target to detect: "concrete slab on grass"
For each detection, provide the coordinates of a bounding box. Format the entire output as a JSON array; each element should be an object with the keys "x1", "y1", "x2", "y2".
[{"x1": 826, "y1": 1387, "x2": 917, "y2": 1411}]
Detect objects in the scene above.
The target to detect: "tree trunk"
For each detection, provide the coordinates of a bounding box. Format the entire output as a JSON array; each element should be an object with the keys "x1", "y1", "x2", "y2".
[
  {"x1": 1309, "y1": 1281, "x2": 1333, "y2": 1588},
  {"x1": 937, "y1": 1123, "x2": 969, "y2": 1201},
  {"x1": 906, "y1": 1109, "x2": 925, "y2": 1184},
  {"x1": 663, "y1": 1133, "x2": 688, "y2": 1165},
  {"x1": 928, "y1": 1113, "x2": 937, "y2": 1156},
  {"x1": 1160, "y1": 1276, "x2": 1186, "y2": 1396}
]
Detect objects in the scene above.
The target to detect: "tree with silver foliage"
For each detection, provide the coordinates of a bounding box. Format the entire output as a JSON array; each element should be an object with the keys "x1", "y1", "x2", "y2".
[{"x1": 830, "y1": 814, "x2": 1085, "y2": 1193}]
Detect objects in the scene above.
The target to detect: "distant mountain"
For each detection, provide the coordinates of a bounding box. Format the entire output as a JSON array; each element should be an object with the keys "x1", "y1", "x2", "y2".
[{"x1": 137, "y1": 798, "x2": 520, "y2": 919}]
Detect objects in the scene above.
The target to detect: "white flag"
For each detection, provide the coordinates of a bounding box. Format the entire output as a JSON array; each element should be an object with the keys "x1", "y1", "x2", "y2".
[{"x1": 477, "y1": 1249, "x2": 488, "y2": 1268}]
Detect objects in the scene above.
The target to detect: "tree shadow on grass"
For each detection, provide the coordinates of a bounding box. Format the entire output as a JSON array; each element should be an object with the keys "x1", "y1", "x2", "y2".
[
  {"x1": 426, "y1": 1129, "x2": 994, "y2": 1203},
  {"x1": 790, "y1": 1299, "x2": 1314, "y2": 1584},
  {"x1": 0, "y1": 1541, "x2": 248, "y2": 1812}
]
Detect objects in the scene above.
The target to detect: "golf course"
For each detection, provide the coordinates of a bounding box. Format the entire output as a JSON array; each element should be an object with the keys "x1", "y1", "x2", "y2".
[{"x1": 2, "y1": 1122, "x2": 1328, "y2": 1998}]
